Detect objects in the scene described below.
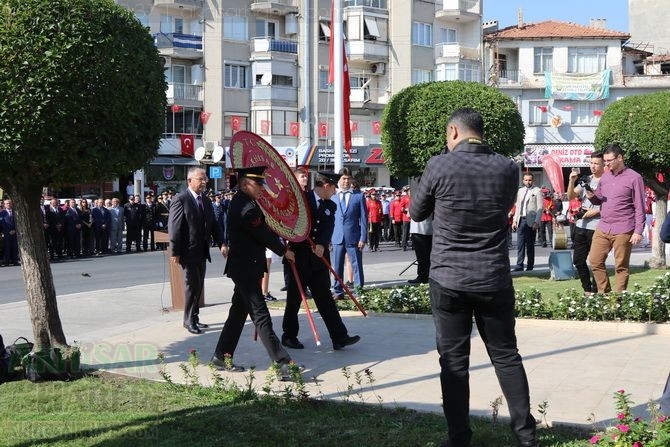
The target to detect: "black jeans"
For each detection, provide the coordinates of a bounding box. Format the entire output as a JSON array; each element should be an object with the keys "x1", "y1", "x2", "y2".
[
  {"x1": 411, "y1": 233, "x2": 432, "y2": 281},
  {"x1": 515, "y1": 218, "x2": 536, "y2": 269},
  {"x1": 572, "y1": 226, "x2": 596, "y2": 292},
  {"x1": 429, "y1": 280, "x2": 536, "y2": 447}
]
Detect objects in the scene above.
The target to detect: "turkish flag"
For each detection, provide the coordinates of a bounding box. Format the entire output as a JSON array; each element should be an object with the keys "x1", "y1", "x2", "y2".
[
  {"x1": 171, "y1": 104, "x2": 182, "y2": 113},
  {"x1": 319, "y1": 122, "x2": 328, "y2": 137},
  {"x1": 231, "y1": 115, "x2": 241, "y2": 132},
  {"x1": 180, "y1": 134, "x2": 194, "y2": 157},
  {"x1": 200, "y1": 111, "x2": 211, "y2": 124},
  {"x1": 350, "y1": 120, "x2": 358, "y2": 133},
  {"x1": 372, "y1": 120, "x2": 381, "y2": 135},
  {"x1": 290, "y1": 122, "x2": 300, "y2": 137},
  {"x1": 260, "y1": 120, "x2": 270, "y2": 135},
  {"x1": 328, "y1": 1, "x2": 352, "y2": 157}
]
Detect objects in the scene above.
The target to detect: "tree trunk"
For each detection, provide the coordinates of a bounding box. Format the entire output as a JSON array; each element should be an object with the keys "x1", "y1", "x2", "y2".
[
  {"x1": 648, "y1": 197, "x2": 667, "y2": 269},
  {"x1": 5, "y1": 182, "x2": 68, "y2": 351}
]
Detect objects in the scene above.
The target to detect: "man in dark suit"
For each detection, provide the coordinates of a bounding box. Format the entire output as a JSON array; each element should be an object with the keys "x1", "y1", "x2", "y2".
[
  {"x1": 281, "y1": 172, "x2": 360, "y2": 351},
  {"x1": 410, "y1": 108, "x2": 537, "y2": 447},
  {"x1": 168, "y1": 167, "x2": 226, "y2": 335},
  {"x1": 330, "y1": 168, "x2": 368, "y2": 300},
  {"x1": 0, "y1": 199, "x2": 19, "y2": 266},
  {"x1": 213, "y1": 166, "x2": 298, "y2": 380},
  {"x1": 45, "y1": 198, "x2": 65, "y2": 260},
  {"x1": 91, "y1": 198, "x2": 111, "y2": 255},
  {"x1": 63, "y1": 199, "x2": 81, "y2": 259},
  {"x1": 124, "y1": 195, "x2": 143, "y2": 252}
]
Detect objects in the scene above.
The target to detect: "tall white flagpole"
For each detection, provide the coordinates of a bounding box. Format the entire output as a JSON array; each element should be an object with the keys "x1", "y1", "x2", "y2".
[{"x1": 333, "y1": 0, "x2": 343, "y2": 173}]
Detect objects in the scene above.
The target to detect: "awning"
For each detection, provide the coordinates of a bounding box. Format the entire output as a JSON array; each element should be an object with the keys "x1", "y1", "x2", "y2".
[{"x1": 150, "y1": 156, "x2": 200, "y2": 166}]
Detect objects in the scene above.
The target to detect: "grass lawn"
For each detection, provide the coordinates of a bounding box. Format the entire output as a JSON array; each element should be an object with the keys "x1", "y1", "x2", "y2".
[
  {"x1": 0, "y1": 372, "x2": 593, "y2": 447},
  {"x1": 512, "y1": 266, "x2": 667, "y2": 299}
]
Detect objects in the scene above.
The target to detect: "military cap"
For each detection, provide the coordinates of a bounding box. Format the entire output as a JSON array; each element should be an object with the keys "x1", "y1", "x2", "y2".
[
  {"x1": 235, "y1": 166, "x2": 267, "y2": 184},
  {"x1": 315, "y1": 171, "x2": 341, "y2": 185}
]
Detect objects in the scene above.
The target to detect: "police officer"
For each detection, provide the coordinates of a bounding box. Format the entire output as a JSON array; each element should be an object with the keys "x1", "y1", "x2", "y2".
[{"x1": 281, "y1": 172, "x2": 361, "y2": 351}]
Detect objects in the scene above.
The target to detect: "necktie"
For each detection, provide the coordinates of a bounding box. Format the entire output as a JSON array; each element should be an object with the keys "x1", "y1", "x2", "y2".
[
  {"x1": 196, "y1": 195, "x2": 204, "y2": 213},
  {"x1": 519, "y1": 188, "x2": 529, "y2": 217},
  {"x1": 317, "y1": 198, "x2": 324, "y2": 211}
]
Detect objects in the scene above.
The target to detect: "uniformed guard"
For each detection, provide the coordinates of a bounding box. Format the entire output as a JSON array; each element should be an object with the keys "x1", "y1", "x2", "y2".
[
  {"x1": 281, "y1": 171, "x2": 361, "y2": 351},
  {"x1": 212, "y1": 166, "x2": 300, "y2": 380}
]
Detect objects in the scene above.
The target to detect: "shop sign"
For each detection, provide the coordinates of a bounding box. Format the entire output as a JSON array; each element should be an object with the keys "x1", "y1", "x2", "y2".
[
  {"x1": 162, "y1": 166, "x2": 175, "y2": 180},
  {"x1": 523, "y1": 144, "x2": 595, "y2": 168}
]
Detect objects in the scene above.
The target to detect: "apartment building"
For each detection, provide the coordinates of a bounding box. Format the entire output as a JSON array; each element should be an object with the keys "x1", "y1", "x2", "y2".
[
  {"x1": 484, "y1": 18, "x2": 635, "y2": 188},
  {"x1": 117, "y1": 0, "x2": 482, "y2": 193}
]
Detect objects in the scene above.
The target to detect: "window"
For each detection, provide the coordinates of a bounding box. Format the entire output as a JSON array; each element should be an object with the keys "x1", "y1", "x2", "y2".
[
  {"x1": 438, "y1": 27, "x2": 456, "y2": 44},
  {"x1": 364, "y1": 16, "x2": 380, "y2": 40},
  {"x1": 224, "y1": 16, "x2": 247, "y2": 41},
  {"x1": 319, "y1": 70, "x2": 330, "y2": 90},
  {"x1": 160, "y1": 15, "x2": 172, "y2": 33},
  {"x1": 534, "y1": 47, "x2": 553, "y2": 74},
  {"x1": 436, "y1": 64, "x2": 457, "y2": 81},
  {"x1": 573, "y1": 101, "x2": 604, "y2": 125},
  {"x1": 165, "y1": 107, "x2": 203, "y2": 137},
  {"x1": 224, "y1": 115, "x2": 248, "y2": 137},
  {"x1": 135, "y1": 12, "x2": 149, "y2": 28},
  {"x1": 174, "y1": 18, "x2": 183, "y2": 34},
  {"x1": 255, "y1": 19, "x2": 277, "y2": 38},
  {"x1": 271, "y1": 110, "x2": 299, "y2": 136},
  {"x1": 459, "y1": 62, "x2": 480, "y2": 82},
  {"x1": 411, "y1": 69, "x2": 432, "y2": 85},
  {"x1": 529, "y1": 101, "x2": 549, "y2": 125},
  {"x1": 168, "y1": 65, "x2": 186, "y2": 84},
  {"x1": 412, "y1": 22, "x2": 432, "y2": 47},
  {"x1": 319, "y1": 21, "x2": 331, "y2": 41},
  {"x1": 224, "y1": 64, "x2": 248, "y2": 89},
  {"x1": 568, "y1": 47, "x2": 607, "y2": 73}
]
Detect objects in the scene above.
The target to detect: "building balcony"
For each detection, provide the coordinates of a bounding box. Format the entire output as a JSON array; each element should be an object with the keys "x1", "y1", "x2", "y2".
[
  {"x1": 435, "y1": 0, "x2": 481, "y2": 22},
  {"x1": 166, "y1": 83, "x2": 203, "y2": 104},
  {"x1": 435, "y1": 43, "x2": 480, "y2": 61},
  {"x1": 347, "y1": 40, "x2": 389, "y2": 63},
  {"x1": 344, "y1": 0, "x2": 388, "y2": 8},
  {"x1": 350, "y1": 87, "x2": 388, "y2": 110},
  {"x1": 252, "y1": 37, "x2": 298, "y2": 54},
  {"x1": 251, "y1": 85, "x2": 298, "y2": 104},
  {"x1": 154, "y1": 33, "x2": 203, "y2": 60},
  {"x1": 153, "y1": 0, "x2": 202, "y2": 13},
  {"x1": 250, "y1": 0, "x2": 298, "y2": 16}
]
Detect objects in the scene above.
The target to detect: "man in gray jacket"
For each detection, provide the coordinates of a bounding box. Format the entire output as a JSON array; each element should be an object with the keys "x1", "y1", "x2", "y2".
[{"x1": 512, "y1": 173, "x2": 543, "y2": 271}]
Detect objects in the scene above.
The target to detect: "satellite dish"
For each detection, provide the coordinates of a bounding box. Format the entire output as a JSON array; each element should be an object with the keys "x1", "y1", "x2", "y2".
[
  {"x1": 260, "y1": 72, "x2": 272, "y2": 86},
  {"x1": 212, "y1": 146, "x2": 224, "y2": 163},
  {"x1": 194, "y1": 146, "x2": 206, "y2": 161}
]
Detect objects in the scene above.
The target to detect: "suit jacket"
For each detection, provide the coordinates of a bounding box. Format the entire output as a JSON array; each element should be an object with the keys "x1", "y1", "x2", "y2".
[
  {"x1": 513, "y1": 186, "x2": 543, "y2": 227},
  {"x1": 331, "y1": 189, "x2": 368, "y2": 245},
  {"x1": 63, "y1": 206, "x2": 81, "y2": 232},
  {"x1": 0, "y1": 209, "x2": 16, "y2": 235},
  {"x1": 286, "y1": 191, "x2": 336, "y2": 273},
  {"x1": 92, "y1": 206, "x2": 111, "y2": 231},
  {"x1": 168, "y1": 189, "x2": 224, "y2": 265},
  {"x1": 661, "y1": 212, "x2": 670, "y2": 244},
  {"x1": 45, "y1": 205, "x2": 64, "y2": 233},
  {"x1": 224, "y1": 190, "x2": 285, "y2": 280}
]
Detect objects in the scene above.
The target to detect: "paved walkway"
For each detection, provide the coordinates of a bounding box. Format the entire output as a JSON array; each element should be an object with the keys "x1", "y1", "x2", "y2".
[{"x1": 2, "y1": 244, "x2": 669, "y2": 427}]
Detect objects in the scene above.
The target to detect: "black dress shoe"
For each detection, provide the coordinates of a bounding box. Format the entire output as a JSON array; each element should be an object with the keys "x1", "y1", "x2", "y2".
[
  {"x1": 512, "y1": 267, "x2": 524, "y2": 272},
  {"x1": 332, "y1": 293, "x2": 345, "y2": 301},
  {"x1": 526, "y1": 267, "x2": 534, "y2": 271},
  {"x1": 211, "y1": 355, "x2": 245, "y2": 372},
  {"x1": 281, "y1": 337, "x2": 305, "y2": 349},
  {"x1": 333, "y1": 335, "x2": 360, "y2": 350},
  {"x1": 183, "y1": 323, "x2": 202, "y2": 334},
  {"x1": 280, "y1": 286, "x2": 288, "y2": 292},
  {"x1": 195, "y1": 321, "x2": 209, "y2": 328}
]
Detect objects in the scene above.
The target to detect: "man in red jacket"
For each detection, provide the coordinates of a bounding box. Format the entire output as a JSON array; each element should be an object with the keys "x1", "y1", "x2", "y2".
[
  {"x1": 366, "y1": 189, "x2": 383, "y2": 252},
  {"x1": 389, "y1": 190, "x2": 404, "y2": 247}
]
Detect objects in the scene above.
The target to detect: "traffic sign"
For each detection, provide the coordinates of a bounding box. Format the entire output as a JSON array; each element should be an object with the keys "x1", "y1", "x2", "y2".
[{"x1": 209, "y1": 166, "x2": 223, "y2": 179}]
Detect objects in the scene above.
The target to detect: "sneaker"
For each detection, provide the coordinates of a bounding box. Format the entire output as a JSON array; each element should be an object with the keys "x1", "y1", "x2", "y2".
[{"x1": 264, "y1": 293, "x2": 277, "y2": 301}]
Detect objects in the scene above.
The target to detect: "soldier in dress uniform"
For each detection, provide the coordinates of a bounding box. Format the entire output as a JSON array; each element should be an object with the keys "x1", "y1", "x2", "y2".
[
  {"x1": 212, "y1": 166, "x2": 299, "y2": 380},
  {"x1": 280, "y1": 172, "x2": 361, "y2": 351}
]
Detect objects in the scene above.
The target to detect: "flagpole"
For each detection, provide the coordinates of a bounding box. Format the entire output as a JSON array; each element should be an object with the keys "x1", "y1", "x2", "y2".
[{"x1": 333, "y1": 0, "x2": 343, "y2": 173}]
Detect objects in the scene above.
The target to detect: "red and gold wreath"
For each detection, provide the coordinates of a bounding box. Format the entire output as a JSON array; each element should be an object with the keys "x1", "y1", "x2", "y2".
[{"x1": 230, "y1": 131, "x2": 310, "y2": 242}]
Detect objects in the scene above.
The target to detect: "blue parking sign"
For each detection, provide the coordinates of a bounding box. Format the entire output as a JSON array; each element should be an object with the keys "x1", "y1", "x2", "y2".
[{"x1": 209, "y1": 166, "x2": 222, "y2": 179}]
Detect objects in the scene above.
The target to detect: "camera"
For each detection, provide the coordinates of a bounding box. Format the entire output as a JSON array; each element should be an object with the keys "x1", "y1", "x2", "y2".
[
  {"x1": 573, "y1": 208, "x2": 587, "y2": 220},
  {"x1": 577, "y1": 177, "x2": 593, "y2": 192}
]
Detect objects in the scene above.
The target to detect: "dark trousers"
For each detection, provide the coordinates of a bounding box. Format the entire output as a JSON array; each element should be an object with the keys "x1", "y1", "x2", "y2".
[
  {"x1": 126, "y1": 225, "x2": 141, "y2": 251},
  {"x1": 215, "y1": 276, "x2": 291, "y2": 364},
  {"x1": 181, "y1": 261, "x2": 206, "y2": 325},
  {"x1": 411, "y1": 233, "x2": 432, "y2": 281},
  {"x1": 2, "y1": 233, "x2": 18, "y2": 264},
  {"x1": 381, "y1": 215, "x2": 390, "y2": 241},
  {"x1": 429, "y1": 280, "x2": 536, "y2": 447},
  {"x1": 572, "y1": 226, "x2": 596, "y2": 292},
  {"x1": 142, "y1": 226, "x2": 155, "y2": 251},
  {"x1": 282, "y1": 255, "x2": 348, "y2": 344},
  {"x1": 515, "y1": 218, "x2": 536, "y2": 269},
  {"x1": 369, "y1": 222, "x2": 380, "y2": 250},
  {"x1": 48, "y1": 229, "x2": 63, "y2": 258},
  {"x1": 94, "y1": 228, "x2": 108, "y2": 254},
  {"x1": 401, "y1": 221, "x2": 411, "y2": 249},
  {"x1": 539, "y1": 221, "x2": 553, "y2": 246},
  {"x1": 392, "y1": 222, "x2": 402, "y2": 246},
  {"x1": 67, "y1": 229, "x2": 81, "y2": 257}
]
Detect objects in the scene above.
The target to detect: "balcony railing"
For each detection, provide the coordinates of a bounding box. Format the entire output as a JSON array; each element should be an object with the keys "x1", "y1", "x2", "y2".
[
  {"x1": 154, "y1": 33, "x2": 202, "y2": 51},
  {"x1": 251, "y1": 85, "x2": 298, "y2": 102},
  {"x1": 252, "y1": 37, "x2": 298, "y2": 54},
  {"x1": 167, "y1": 83, "x2": 203, "y2": 102},
  {"x1": 344, "y1": 0, "x2": 387, "y2": 8},
  {"x1": 435, "y1": 43, "x2": 480, "y2": 60},
  {"x1": 435, "y1": 0, "x2": 480, "y2": 13}
]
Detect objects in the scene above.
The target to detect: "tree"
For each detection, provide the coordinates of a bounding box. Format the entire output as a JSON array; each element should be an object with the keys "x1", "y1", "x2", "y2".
[
  {"x1": 0, "y1": 0, "x2": 166, "y2": 352},
  {"x1": 381, "y1": 81, "x2": 525, "y2": 178},
  {"x1": 594, "y1": 91, "x2": 670, "y2": 268}
]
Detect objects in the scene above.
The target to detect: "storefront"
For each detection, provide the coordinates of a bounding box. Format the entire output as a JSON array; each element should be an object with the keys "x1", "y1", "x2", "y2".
[{"x1": 146, "y1": 156, "x2": 200, "y2": 194}]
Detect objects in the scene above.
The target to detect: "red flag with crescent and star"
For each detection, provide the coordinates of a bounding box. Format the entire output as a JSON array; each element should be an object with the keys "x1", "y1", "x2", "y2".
[
  {"x1": 231, "y1": 115, "x2": 241, "y2": 132},
  {"x1": 290, "y1": 122, "x2": 300, "y2": 137},
  {"x1": 180, "y1": 134, "x2": 194, "y2": 156}
]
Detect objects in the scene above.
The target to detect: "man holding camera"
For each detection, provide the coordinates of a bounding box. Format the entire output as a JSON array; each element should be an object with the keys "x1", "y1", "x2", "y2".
[{"x1": 567, "y1": 152, "x2": 604, "y2": 294}]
